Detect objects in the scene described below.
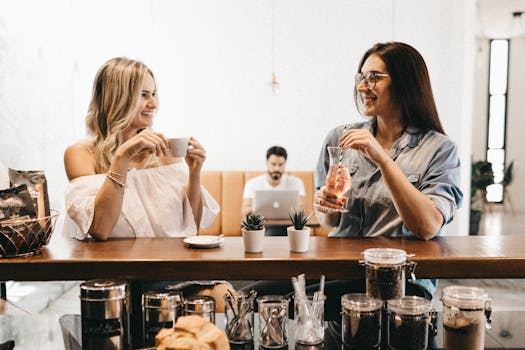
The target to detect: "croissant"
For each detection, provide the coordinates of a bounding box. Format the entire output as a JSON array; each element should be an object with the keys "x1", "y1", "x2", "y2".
[{"x1": 155, "y1": 315, "x2": 230, "y2": 350}]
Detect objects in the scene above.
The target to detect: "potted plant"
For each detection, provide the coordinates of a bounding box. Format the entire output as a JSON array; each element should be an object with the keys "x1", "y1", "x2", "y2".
[
  {"x1": 470, "y1": 160, "x2": 494, "y2": 235},
  {"x1": 241, "y1": 213, "x2": 265, "y2": 253},
  {"x1": 287, "y1": 208, "x2": 313, "y2": 253}
]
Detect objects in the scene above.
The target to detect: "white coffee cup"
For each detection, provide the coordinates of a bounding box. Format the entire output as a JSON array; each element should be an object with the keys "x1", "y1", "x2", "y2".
[
  {"x1": 242, "y1": 228, "x2": 265, "y2": 253},
  {"x1": 168, "y1": 137, "x2": 189, "y2": 157},
  {"x1": 287, "y1": 226, "x2": 311, "y2": 253}
]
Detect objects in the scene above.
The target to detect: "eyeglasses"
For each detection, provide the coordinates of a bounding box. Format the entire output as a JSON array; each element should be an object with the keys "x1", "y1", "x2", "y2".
[{"x1": 355, "y1": 71, "x2": 390, "y2": 89}]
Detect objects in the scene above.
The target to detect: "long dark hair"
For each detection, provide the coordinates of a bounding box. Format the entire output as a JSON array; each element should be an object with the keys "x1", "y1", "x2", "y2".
[{"x1": 354, "y1": 42, "x2": 445, "y2": 134}]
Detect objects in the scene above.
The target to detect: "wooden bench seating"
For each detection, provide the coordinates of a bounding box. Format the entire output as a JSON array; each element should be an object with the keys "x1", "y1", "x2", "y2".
[{"x1": 198, "y1": 171, "x2": 330, "y2": 236}]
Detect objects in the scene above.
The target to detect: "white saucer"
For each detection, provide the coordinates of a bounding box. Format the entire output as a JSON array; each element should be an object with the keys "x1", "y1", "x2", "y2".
[{"x1": 183, "y1": 235, "x2": 224, "y2": 249}]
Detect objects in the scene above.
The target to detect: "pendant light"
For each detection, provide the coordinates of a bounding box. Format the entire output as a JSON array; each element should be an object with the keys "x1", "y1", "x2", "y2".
[{"x1": 270, "y1": 0, "x2": 280, "y2": 95}]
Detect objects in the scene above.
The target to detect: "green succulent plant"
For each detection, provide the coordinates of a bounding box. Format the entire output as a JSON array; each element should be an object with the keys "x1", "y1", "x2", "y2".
[
  {"x1": 289, "y1": 208, "x2": 312, "y2": 230},
  {"x1": 242, "y1": 213, "x2": 265, "y2": 231},
  {"x1": 471, "y1": 160, "x2": 494, "y2": 198}
]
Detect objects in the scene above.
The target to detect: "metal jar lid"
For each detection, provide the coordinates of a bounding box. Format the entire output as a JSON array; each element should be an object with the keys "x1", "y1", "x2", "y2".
[
  {"x1": 183, "y1": 295, "x2": 215, "y2": 313},
  {"x1": 143, "y1": 290, "x2": 183, "y2": 309},
  {"x1": 80, "y1": 279, "x2": 128, "y2": 301}
]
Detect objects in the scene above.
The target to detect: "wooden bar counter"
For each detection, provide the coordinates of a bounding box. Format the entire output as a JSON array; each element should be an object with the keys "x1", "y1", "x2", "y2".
[{"x1": 1, "y1": 234, "x2": 525, "y2": 281}]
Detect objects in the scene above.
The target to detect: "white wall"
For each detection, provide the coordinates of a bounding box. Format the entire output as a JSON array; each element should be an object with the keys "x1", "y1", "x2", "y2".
[
  {"x1": 0, "y1": 0, "x2": 476, "y2": 234},
  {"x1": 506, "y1": 38, "x2": 525, "y2": 212}
]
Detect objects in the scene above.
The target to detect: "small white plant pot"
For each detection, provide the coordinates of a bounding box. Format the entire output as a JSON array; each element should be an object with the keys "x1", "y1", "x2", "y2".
[
  {"x1": 287, "y1": 226, "x2": 311, "y2": 253},
  {"x1": 242, "y1": 228, "x2": 265, "y2": 253}
]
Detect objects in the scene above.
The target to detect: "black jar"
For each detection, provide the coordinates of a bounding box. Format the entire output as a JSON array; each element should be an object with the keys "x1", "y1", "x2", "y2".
[
  {"x1": 341, "y1": 293, "x2": 383, "y2": 349},
  {"x1": 387, "y1": 296, "x2": 437, "y2": 350},
  {"x1": 360, "y1": 248, "x2": 416, "y2": 301},
  {"x1": 80, "y1": 279, "x2": 130, "y2": 350},
  {"x1": 142, "y1": 290, "x2": 183, "y2": 347}
]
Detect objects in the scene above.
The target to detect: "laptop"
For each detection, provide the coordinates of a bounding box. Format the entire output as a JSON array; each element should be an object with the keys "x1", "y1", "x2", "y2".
[{"x1": 252, "y1": 190, "x2": 299, "y2": 219}]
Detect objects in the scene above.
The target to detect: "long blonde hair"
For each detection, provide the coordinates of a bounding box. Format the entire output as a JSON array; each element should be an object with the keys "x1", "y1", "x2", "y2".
[{"x1": 86, "y1": 57, "x2": 158, "y2": 172}]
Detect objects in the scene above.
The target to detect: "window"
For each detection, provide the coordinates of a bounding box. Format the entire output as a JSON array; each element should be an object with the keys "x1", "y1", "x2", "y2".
[{"x1": 485, "y1": 39, "x2": 509, "y2": 203}]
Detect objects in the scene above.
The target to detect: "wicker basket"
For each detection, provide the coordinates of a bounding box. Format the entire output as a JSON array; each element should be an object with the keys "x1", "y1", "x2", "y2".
[{"x1": 0, "y1": 209, "x2": 60, "y2": 258}]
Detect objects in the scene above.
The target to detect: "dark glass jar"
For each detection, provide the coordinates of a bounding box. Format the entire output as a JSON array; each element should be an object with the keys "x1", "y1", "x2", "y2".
[
  {"x1": 387, "y1": 296, "x2": 437, "y2": 350},
  {"x1": 360, "y1": 248, "x2": 416, "y2": 301},
  {"x1": 341, "y1": 293, "x2": 382, "y2": 349}
]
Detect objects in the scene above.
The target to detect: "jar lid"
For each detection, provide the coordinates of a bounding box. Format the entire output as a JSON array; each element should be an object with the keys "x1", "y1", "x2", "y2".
[
  {"x1": 442, "y1": 285, "x2": 490, "y2": 310},
  {"x1": 183, "y1": 295, "x2": 216, "y2": 313},
  {"x1": 80, "y1": 279, "x2": 127, "y2": 301},
  {"x1": 387, "y1": 296, "x2": 432, "y2": 316},
  {"x1": 143, "y1": 290, "x2": 183, "y2": 309},
  {"x1": 341, "y1": 293, "x2": 382, "y2": 312},
  {"x1": 363, "y1": 248, "x2": 408, "y2": 265}
]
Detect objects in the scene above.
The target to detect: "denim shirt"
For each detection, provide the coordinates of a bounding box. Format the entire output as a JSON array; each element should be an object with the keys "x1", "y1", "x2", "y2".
[{"x1": 315, "y1": 119, "x2": 464, "y2": 298}]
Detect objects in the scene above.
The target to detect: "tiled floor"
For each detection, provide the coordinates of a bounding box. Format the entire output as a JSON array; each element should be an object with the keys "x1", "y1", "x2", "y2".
[
  {"x1": 3, "y1": 207, "x2": 525, "y2": 348},
  {"x1": 479, "y1": 206, "x2": 525, "y2": 236}
]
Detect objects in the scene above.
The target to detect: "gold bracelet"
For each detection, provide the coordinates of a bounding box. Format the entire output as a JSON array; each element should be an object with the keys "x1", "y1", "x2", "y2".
[
  {"x1": 106, "y1": 174, "x2": 127, "y2": 189},
  {"x1": 108, "y1": 170, "x2": 126, "y2": 178}
]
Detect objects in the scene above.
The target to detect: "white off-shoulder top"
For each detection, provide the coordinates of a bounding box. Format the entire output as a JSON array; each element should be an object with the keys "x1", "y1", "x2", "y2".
[{"x1": 63, "y1": 163, "x2": 220, "y2": 240}]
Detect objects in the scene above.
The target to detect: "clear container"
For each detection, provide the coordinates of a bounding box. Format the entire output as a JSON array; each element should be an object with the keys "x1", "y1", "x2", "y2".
[
  {"x1": 183, "y1": 295, "x2": 216, "y2": 323},
  {"x1": 224, "y1": 290, "x2": 257, "y2": 344},
  {"x1": 360, "y1": 248, "x2": 417, "y2": 300},
  {"x1": 387, "y1": 296, "x2": 437, "y2": 350},
  {"x1": 341, "y1": 293, "x2": 382, "y2": 349},
  {"x1": 257, "y1": 295, "x2": 289, "y2": 348},
  {"x1": 442, "y1": 286, "x2": 492, "y2": 350},
  {"x1": 142, "y1": 290, "x2": 183, "y2": 347},
  {"x1": 294, "y1": 294, "x2": 326, "y2": 345},
  {"x1": 80, "y1": 279, "x2": 130, "y2": 350}
]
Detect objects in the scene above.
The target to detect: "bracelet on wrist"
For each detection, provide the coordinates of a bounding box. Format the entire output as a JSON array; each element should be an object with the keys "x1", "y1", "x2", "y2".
[
  {"x1": 108, "y1": 170, "x2": 126, "y2": 178},
  {"x1": 106, "y1": 173, "x2": 127, "y2": 189}
]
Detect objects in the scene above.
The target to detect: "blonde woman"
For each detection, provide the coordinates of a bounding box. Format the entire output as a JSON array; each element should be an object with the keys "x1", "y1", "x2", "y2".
[{"x1": 63, "y1": 57, "x2": 230, "y2": 309}]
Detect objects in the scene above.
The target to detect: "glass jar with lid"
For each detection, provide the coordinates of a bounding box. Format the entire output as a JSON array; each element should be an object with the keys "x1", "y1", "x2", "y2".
[
  {"x1": 341, "y1": 293, "x2": 383, "y2": 349},
  {"x1": 360, "y1": 248, "x2": 417, "y2": 300},
  {"x1": 387, "y1": 296, "x2": 437, "y2": 350},
  {"x1": 442, "y1": 285, "x2": 491, "y2": 350}
]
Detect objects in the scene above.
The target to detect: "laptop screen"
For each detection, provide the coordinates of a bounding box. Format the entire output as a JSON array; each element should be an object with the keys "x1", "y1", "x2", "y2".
[{"x1": 252, "y1": 190, "x2": 299, "y2": 219}]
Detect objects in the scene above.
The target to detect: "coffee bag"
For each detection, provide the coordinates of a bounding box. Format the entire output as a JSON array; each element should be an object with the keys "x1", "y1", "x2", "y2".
[
  {"x1": 8, "y1": 169, "x2": 50, "y2": 218},
  {"x1": 0, "y1": 184, "x2": 37, "y2": 223}
]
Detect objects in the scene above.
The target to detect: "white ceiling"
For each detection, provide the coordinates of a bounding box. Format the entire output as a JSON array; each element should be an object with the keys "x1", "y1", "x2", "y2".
[{"x1": 477, "y1": 0, "x2": 525, "y2": 38}]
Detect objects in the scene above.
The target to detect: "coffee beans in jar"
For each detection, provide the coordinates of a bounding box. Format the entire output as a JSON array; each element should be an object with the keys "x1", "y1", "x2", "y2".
[
  {"x1": 341, "y1": 293, "x2": 382, "y2": 349},
  {"x1": 387, "y1": 296, "x2": 437, "y2": 350},
  {"x1": 360, "y1": 248, "x2": 416, "y2": 301}
]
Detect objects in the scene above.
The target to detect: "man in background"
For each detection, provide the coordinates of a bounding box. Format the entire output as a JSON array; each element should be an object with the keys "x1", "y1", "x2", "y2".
[{"x1": 242, "y1": 146, "x2": 305, "y2": 220}]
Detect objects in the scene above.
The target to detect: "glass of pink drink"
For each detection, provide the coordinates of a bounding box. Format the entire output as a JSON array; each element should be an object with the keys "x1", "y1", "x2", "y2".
[{"x1": 323, "y1": 146, "x2": 354, "y2": 212}]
